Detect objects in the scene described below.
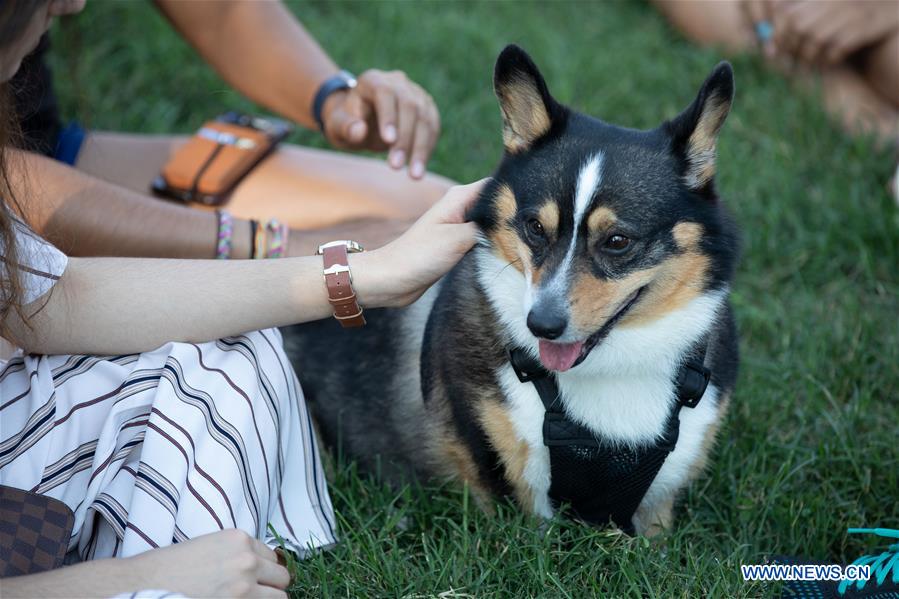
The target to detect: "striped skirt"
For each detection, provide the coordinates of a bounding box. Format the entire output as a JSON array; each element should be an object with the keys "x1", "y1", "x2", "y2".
[{"x1": 0, "y1": 328, "x2": 336, "y2": 560}]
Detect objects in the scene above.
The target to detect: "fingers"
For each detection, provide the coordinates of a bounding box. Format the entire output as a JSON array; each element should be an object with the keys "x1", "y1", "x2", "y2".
[
  {"x1": 250, "y1": 538, "x2": 290, "y2": 590},
  {"x1": 233, "y1": 532, "x2": 290, "y2": 591},
  {"x1": 446, "y1": 221, "x2": 479, "y2": 254},
  {"x1": 355, "y1": 73, "x2": 399, "y2": 146},
  {"x1": 770, "y1": 0, "x2": 826, "y2": 61},
  {"x1": 324, "y1": 93, "x2": 371, "y2": 149},
  {"x1": 409, "y1": 96, "x2": 440, "y2": 179},
  {"x1": 770, "y1": 3, "x2": 799, "y2": 59},
  {"x1": 253, "y1": 586, "x2": 288, "y2": 599},
  {"x1": 251, "y1": 537, "x2": 279, "y2": 562},
  {"x1": 424, "y1": 179, "x2": 490, "y2": 225},
  {"x1": 820, "y1": 12, "x2": 865, "y2": 65},
  {"x1": 372, "y1": 87, "x2": 399, "y2": 146},
  {"x1": 256, "y1": 554, "x2": 291, "y2": 590},
  {"x1": 391, "y1": 93, "x2": 418, "y2": 170},
  {"x1": 356, "y1": 70, "x2": 441, "y2": 178},
  {"x1": 788, "y1": 2, "x2": 834, "y2": 65}
]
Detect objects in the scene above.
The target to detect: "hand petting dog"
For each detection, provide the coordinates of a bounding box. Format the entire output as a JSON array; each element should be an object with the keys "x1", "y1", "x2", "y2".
[{"x1": 351, "y1": 179, "x2": 486, "y2": 309}]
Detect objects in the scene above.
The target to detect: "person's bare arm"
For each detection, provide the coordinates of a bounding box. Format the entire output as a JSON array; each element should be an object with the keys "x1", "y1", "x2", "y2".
[
  {"x1": 5, "y1": 182, "x2": 481, "y2": 355},
  {"x1": 12, "y1": 150, "x2": 411, "y2": 260},
  {"x1": 155, "y1": 0, "x2": 334, "y2": 130},
  {"x1": 3, "y1": 529, "x2": 290, "y2": 598},
  {"x1": 154, "y1": 1, "x2": 441, "y2": 178},
  {"x1": 11, "y1": 150, "x2": 254, "y2": 259},
  {"x1": 3, "y1": 554, "x2": 145, "y2": 599}
]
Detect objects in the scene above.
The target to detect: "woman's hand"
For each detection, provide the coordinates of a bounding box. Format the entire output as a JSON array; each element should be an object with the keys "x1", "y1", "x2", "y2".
[
  {"x1": 746, "y1": 0, "x2": 899, "y2": 65},
  {"x1": 351, "y1": 179, "x2": 486, "y2": 308},
  {"x1": 2, "y1": 529, "x2": 290, "y2": 598},
  {"x1": 321, "y1": 69, "x2": 441, "y2": 179},
  {"x1": 127, "y1": 529, "x2": 290, "y2": 598}
]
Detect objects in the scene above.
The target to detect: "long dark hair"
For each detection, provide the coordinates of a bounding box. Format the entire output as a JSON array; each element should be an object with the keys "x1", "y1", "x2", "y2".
[{"x1": 0, "y1": 0, "x2": 49, "y2": 340}]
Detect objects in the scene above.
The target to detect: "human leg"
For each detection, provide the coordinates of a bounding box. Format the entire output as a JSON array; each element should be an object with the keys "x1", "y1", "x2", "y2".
[
  {"x1": 651, "y1": 0, "x2": 757, "y2": 51},
  {"x1": 74, "y1": 132, "x2": 454, "y2": 229},
  {"x1": 860, "y1": 30, "x2": 899, "y2": 112},
  {"x1": 819, "y1": 64, "x2": 899, "y2": 144}
]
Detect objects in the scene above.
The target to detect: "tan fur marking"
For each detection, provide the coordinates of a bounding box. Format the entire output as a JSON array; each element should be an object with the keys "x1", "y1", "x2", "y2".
[
  {"x1": 569, "y1": 268, "x2": 656, "y2": 335},
  {"x1": 526, "y1": 202, "x2": 561, "y2": 285},
  {"x1": 620, "y1": 251, "x2": 710, "y2": 328},
  {"x1": 493, "y1": 183, "x2": 517, "y2": 223},
  {"x1": 686, "y1": 391, "x2": 731, "y2": 480},
  {"x1": 476, "y1": 399, "x2": 534, "y2": 511},
  {"x1": 634, "y1": 496, "x2": 674, "y2": 538},
  {"x1": 569, "y1": 237, "x2": 710, "y2": 334},
  {"x1": 490, "y1": 184, "x2": 530, "y2": 275},
  {"x1": 537, "y1": 201, "x2": 560, "y2": 237},
  {"x1": 436, "y1": 432, "x2": 495, "y2": 514},
  {"x1": 684, "y1": 94, "x2": 729, "y2": 188},
  {"x1": 586, "y1": 207, "x2": 617, "y2": 234},
  {"x1": 498, "y1": 76, "x2": 552, "y2": 153},
  {"x1": 672, "y1": 221, "x2": 703, "y2": 250}
]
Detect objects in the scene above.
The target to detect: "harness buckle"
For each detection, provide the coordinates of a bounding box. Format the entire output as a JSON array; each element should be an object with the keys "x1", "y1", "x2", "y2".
[
  {"x1": 677, "y1": 363, "x2": 711, "y2": 409},
  {"x1": 508, "y1": 349, "x2": 544, "y2": 383}
]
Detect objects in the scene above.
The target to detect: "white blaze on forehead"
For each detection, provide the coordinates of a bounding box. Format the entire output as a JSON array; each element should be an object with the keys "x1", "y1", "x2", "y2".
[
  {"x1": 573, "y1": 152, "x2": 604, "y2": 229},
  {"x1": 539, "y1": 152, "x2": 605, "y2": 305}
]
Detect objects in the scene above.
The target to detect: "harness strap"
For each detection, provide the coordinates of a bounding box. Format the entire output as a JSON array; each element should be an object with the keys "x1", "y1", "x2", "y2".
[{"x1": 507, "y1": 344, "x2": 711, "y2": 532}]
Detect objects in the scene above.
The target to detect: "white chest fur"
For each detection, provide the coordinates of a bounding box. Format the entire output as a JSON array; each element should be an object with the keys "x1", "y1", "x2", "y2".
[{"x1": 477, "y1": 248, "x2": 726, "y2": 521}]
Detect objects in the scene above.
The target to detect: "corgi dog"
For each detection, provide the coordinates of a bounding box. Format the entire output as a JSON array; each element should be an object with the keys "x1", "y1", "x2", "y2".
[{"x1": 283, "y1": 45, "x2": 739, "y2": 535}]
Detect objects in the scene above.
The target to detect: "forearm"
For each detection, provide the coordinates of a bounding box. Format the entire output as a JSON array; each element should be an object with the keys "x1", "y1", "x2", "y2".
[
  {"x1": 11, "y1": 150, "x2": 252, "y2": 260},
  {"x1": 6, "y1": 181, "x2": 481, "y2": 356},
  {"x1": 8, "y1": 252, "x2": 390, "y2": 356},
  {"x1": 13, "y1": 256, "x2": 319, "y2": 355},
  {"x1": 155, "y1": 0, "x2": 338, "y2": 129},
  {"x1": 2, "y1": 557, "x2": 135, "y2": 598}
]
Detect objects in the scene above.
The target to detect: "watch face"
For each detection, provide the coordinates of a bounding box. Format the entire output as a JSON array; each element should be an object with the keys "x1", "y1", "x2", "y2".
[{"x1": 340, "y1": 69, "x2": 358, "y2": 89}]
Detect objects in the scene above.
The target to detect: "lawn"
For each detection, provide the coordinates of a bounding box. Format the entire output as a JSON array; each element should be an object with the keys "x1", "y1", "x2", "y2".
[{"x1": 50, "y1": 1, "x2": 898, "y2": 597}]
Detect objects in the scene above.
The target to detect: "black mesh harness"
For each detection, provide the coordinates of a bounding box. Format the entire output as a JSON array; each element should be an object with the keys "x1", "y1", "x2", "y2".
[{"x1": 507, "y1": 345, "x2": 711, "y2": 534}]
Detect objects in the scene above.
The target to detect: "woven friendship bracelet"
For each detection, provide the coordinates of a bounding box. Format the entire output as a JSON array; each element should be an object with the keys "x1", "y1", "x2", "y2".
[
  {"x1": 215, "y1": 209, "x2": 233, "y2": 259},
  {"x1": 264, "y1": 218, "x2": 290, "y2": 258}
]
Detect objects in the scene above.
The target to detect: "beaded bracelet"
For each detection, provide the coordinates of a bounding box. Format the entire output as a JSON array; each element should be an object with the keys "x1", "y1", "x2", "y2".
[
  {"x1": 215, "y1": 209, "x2": 233, "y2": 259},
  {"x1": 264, "y1": 218, "x2": 290, "y2": 258}
]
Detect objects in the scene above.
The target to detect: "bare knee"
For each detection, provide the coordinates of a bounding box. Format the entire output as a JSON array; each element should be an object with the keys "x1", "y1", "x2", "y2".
[
  {"x1": 862, "y1": 32, "x2": 899, "y2": 108},
  {"x1": 653, "y1": 0, "x2": 757, "y2": 51}
]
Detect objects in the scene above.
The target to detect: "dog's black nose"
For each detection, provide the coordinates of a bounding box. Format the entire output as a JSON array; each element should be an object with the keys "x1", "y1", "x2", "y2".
[{"x1": 527, "y1": 310, "x2": 567, "y2": 340}]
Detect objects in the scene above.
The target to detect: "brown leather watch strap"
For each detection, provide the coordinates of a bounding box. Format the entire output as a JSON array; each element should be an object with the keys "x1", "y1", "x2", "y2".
[{"x1": 322, "y1": 244, "x2": 366, "y2": 328}]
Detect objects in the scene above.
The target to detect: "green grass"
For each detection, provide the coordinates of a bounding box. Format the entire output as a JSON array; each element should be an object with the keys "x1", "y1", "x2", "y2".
[{"x1": 50, "y1": 1, "x2": 898, "y2": 597}]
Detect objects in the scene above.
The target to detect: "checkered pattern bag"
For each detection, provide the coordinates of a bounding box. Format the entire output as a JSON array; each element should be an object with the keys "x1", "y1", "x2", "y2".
[{"x1": 1, "y1": 485, "x2": 74, "y2": 576}]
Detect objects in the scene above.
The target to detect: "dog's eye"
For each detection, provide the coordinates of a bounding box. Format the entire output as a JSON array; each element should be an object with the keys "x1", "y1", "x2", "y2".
[
  {"x1": 526, "y1": 218, "x2": 546, "y2": 239},
  {"x1": 603, "y1": 234, "x2": 631, "y2": 254}
]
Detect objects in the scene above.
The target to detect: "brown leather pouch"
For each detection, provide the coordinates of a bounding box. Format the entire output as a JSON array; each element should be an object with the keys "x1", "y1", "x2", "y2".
[
  {"x1": 0, "y1": 485, "x2": 75, "y2": 576},
  {"x1": 151, "y1": 112, "x2": 292, "y2": 206}
]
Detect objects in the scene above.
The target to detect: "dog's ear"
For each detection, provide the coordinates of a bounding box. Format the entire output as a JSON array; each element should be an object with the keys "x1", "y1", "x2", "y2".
[
  {"x1": 494, "y1": 44, "x2": 560, "y2": 153},
  {"x1": 666, "y1": 62, "x2": 734, "y2": 194}
]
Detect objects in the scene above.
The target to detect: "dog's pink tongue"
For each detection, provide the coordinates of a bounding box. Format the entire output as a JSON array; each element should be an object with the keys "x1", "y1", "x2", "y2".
[{"x1": 538, "y1": 339, "x2": 584, "y2": 372}]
